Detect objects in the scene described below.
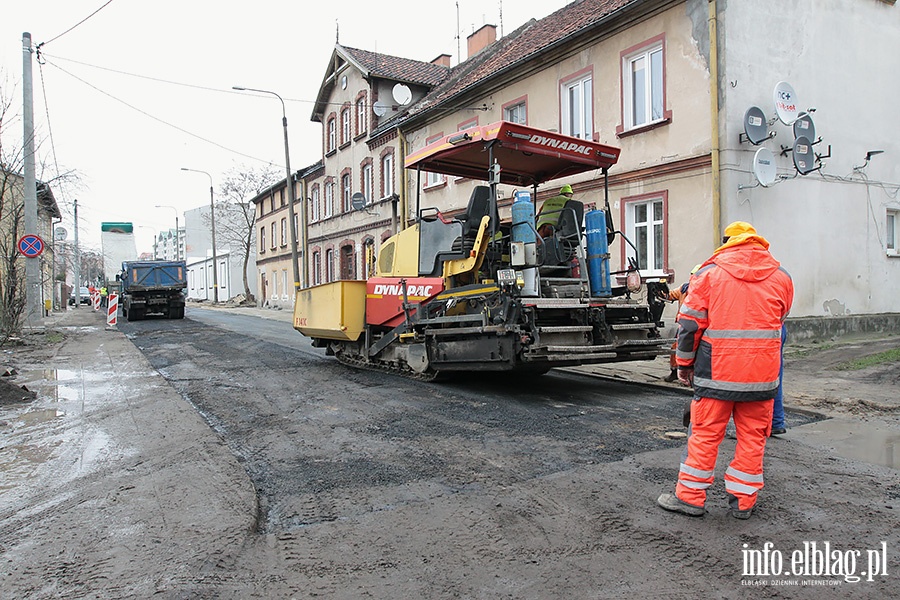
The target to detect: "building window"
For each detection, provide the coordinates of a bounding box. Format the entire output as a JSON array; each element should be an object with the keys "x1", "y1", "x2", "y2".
[
  {"x1": 325, "y1": 248, "x2": 335, "y2": 282},
  {"x1": 624, "y1": 41, "x2": 664, "y2": 130},
  {"x1": 310, "y1": 185, "x2": 320, "y2": 222},
  {"x1": 342, "y1": 173, "x2": 352, "y2": 212},
  {"x1": 280, "y1": 217, "x2": 287, "y2": 246},
  {"x1": 382, "y1": 152, "x2": 394, "y2": 199},
  {"x1": 259, "y1": 227, "x2": 266, "y2": 252},
  {"x1": 270, "y1": 222, "x2": 277, "y2": 250},
  {"x1": 324, "y1": 181, "x2": 334, "y2": 218},
  {"x1": 293, "y1": 213, "x2": 298, "y2": 247},
  {"x1": 340, "y1": 244, "x2": 356, "y2": 280},
  {"x1": 312, "y1": 251, "x2": 322, "y2": 285},
  {"x1": 282, "y1": 269, "x2": 288, "y2": 299},
  {"x1": 327, "y1": 117, "x2": 336, "y2": 153},
  {"x1": 424, "y1": 133, "x2": 445, "y2": 188},
  {"x1": 887, "y1": 208, "x2": 899, "y2": 256},
  {"x1": 623, "y1": 193, "x2": 666, "y2": 274},
  {"x1": 356, "y1": 96, "x2": 367, "y2": 135},
  {"x1": 362, "y1": 162, "x2": 373, "y2": 205},
  {"x1": 341, "y1": 108, "x2": 351, "y2": 145},
  {"x1": 504, "y1": 100, "x2": 527, "y2": 124},
  {"x1": 561, "y1": 70, "x2": 592, "y2": 139}
]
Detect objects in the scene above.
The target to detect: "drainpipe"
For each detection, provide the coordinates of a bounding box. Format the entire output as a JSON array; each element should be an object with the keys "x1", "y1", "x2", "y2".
[
  {"x1": 709, "y1": 0, "x2": 721, "y2": 247},
  {"x1": 398, "y1": 130, "x2": 409, "y2": 231}
]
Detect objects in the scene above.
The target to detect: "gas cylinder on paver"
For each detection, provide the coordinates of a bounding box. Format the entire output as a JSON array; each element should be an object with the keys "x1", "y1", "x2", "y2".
[
  {"x1": 511, "y1": 190, "x2": 538, "y2": 296},
  {"x1": 585, "y1": 209, "x2": 612, "y2": 297}
]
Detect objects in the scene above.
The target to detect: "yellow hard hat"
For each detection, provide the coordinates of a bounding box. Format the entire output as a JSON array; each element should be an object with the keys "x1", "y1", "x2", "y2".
[
  {"x1": 724, "y1": 221, "x2": 756, "y2": 238},
  {"x1": 560, "y1": 184, "x2": 573, "y2": 195}
]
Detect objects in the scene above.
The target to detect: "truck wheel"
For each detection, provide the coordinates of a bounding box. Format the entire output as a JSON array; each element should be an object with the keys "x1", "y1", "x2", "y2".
[
  {"x1": 127, "y1": 308, "x2": 143, "y2": 322},
  {"x1": 173, "y1": 307, "x2": 185, "y2": 319}
]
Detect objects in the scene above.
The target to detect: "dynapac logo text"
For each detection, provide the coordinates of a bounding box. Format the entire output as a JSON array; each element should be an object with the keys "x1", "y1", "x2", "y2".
[
  {"x1": 373, "y1": 284, "x2": 435, "y2": 297},
  {"x1": 529, "y1": 134, "x2": 592, "y2": 156}
]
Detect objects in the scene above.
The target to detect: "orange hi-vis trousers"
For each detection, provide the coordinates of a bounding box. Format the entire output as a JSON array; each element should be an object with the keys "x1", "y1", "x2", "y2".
[{"x1": 675, "y1": 397, "x2": 774, "y2": 511}]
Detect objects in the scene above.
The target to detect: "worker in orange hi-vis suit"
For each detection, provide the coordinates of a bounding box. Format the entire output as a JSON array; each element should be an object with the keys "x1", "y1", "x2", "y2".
[{"x1": 657, "y1": 221, "x2": 793, "y2": 520}]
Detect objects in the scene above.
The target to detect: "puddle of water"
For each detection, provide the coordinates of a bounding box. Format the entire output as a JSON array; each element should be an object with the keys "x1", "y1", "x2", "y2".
[
  {"x1": 791, "y1": 418, "x2": 899, "y2": 469},
  {"x1": 18, "y1": 409, "x2": 65, "y2": 425}
]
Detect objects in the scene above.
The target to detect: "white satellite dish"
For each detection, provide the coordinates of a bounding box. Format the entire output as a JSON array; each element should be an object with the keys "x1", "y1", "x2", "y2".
[
  {"x1": 792, "y1": 112, "x2": 816, "y2": 142},
  {"x1": 752, "y1": 147, "x2": 777, "y2": 187},
  {"x1": 792, "y1": 136, "x2": 816, "y2": 175},
  {"x1": 392, "y1": 83, "x2": 412, "y2": 106},
  {"x1": 372, "y1": 100, "x2": 388, "y2": 117},
  {"x1": 742, "y1": 106, "x2": 769, "y2": 145},
  {"x1": 773, "y1": 81, "x2": 799, "y2": 125}
]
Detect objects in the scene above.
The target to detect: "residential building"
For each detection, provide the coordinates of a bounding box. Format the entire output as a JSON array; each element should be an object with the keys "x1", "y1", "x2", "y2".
[
  {"x1": 153, "y1": 227, "x2": 183, "y2": 261},
  {"x1": 263, "y1": 0, "x2": 899, "y2": 323}
]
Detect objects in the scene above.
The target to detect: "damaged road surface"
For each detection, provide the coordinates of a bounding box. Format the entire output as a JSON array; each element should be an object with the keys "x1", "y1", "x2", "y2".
[{"x1": 3, "y1": 309, "x2": 898, "y2": 598}]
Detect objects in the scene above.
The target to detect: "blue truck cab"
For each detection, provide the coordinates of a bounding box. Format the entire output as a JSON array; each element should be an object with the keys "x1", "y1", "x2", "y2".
[{"x1": 119, "y1": 260, "x2": 187, "y2": 321}]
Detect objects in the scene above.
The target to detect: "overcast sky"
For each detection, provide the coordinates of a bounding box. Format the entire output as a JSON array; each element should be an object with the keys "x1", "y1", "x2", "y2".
[{"x1": 1, "y1": 0, "x2": 571, "y2": 255}]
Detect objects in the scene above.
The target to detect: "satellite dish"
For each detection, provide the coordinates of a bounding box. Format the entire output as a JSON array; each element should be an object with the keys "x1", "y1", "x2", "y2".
[
  {"x1": 752, "y1": 147, "x2": 777, "y2": 187},
  {"x1": 392, "y1": 83, "x2": 412, "y2": 106},
  {"x1": 743, "y1": 106, "x2": 769, "y2": 145},
  {"x1": 351, "y1": 192, "x2": 367, "y2": 211},
  {"x1": 792, "y1": 136, "x2": 816, "y2": 175},
  {"x1": 792, "y1": 112, "x2": 816, "y2": 141},
  {"x1": 372, "y1": 100, "x2": 388, "y2": 117},
  {"x1": 773, "y1": 81, "x2": 799, "y2": 125},
  {"x1": 55, "y1": 226, "x2": 68, "y2": 240}
]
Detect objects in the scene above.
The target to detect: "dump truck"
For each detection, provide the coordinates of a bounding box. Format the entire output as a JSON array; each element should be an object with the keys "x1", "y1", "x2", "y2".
[
  {"x1": 119, "y1": 260, "x2": 187, "y2": 321},
  {"x1": 294, "y1": 121, "x2": 672, "y2": 380}
]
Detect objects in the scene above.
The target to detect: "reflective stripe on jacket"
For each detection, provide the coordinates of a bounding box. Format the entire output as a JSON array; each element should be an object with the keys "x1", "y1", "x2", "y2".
[{"x1": 675, "y1": 242, "x2": 793, "y2": 401}]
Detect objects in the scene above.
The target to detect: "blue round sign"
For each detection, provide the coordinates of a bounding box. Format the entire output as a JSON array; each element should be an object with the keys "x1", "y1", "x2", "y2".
[{"x1": 18, "y1": 234, "x2": 45, "y2": 258}]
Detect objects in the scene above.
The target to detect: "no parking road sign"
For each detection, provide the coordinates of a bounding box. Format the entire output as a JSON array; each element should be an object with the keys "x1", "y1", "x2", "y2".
[{"x1": 18, "y1": 234, "x2": 45, "y2": 258}]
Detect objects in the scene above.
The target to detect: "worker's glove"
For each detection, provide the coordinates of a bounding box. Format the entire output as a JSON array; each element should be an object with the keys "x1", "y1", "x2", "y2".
[{"x1": 677, "y1": 367, "x2": 694, "y2": 387}]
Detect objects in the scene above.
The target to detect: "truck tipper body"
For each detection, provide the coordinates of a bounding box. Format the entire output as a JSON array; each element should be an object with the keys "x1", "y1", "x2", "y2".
[{"x1": 119, "y1": 260, "x2": 187, "y2": 321}]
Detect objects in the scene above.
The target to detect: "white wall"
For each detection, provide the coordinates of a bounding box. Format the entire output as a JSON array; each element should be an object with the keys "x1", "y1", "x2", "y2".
[{"x1": 719, "y1": 0, "x2": 900, "y2": 317}]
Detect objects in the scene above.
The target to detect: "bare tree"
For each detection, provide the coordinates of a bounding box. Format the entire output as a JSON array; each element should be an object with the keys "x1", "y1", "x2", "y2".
[{"x1": 215, "y1": 165, "x2": 280, "y2": 303}]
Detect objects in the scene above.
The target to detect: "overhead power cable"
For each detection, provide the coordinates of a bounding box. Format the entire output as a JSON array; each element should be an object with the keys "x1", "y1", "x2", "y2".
[
  {"x1": 39, "y1": 0, "x2": 117, "y2": 48},
  {"x1": 44, "y1": 58, "x2": 282, "y2": 168}
]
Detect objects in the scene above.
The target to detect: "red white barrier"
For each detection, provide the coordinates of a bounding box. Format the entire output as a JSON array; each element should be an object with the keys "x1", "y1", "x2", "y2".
[
  {"x1": 92, "y1": 292, "x2": 100, "y2": 311},
  {"x1": 106, "y1": 293, "x2": 118, "y2": 327}
]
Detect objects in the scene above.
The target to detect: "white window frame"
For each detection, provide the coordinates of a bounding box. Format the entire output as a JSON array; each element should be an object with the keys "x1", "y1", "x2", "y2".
[
  {"x1": 504, "y1": 101, "x2": 527, "y2": 124},
  {"x1": 324, "y1": 182, "x2": 334, "y2": 218},
  {"x1": 327, "y1": 118, "x2": 336, "y2": 152},
  {"x1": 362, "y1": 163, "x2": 373, "y2": 205},
  {"x1": 561, "y1": 73, "x2": 593, "y2": 140},
  {"x1": 424, "y1": 134, "x2": 445, "y2": 188},
  {"x1": 270, "y1": 222, "x2": 276, "y2": 250},
  {"x1": 341, "y1": 109, "x2": 351, "y2": 145},
  {"x1": 623, "y1": 196, "x2": 666, "y2": 275},
  {"x1": 325, "y1": 248, "x2": 335, "y2": 282},
  {"x1": 356, "y1": 97, "x2": 367, "y2": 135},
  {"x1": 887, "y1": 208, "x2": 900, "y2": 256},
  {"x1": 259, "y1": 227, "x2": 266, "y2": 252},
  {"x1": 282, "y1": 269, "x2": 288, "y2": 300},
  {"x1": 280, "y1": 217, "x2": 287, "y2": 246},
  {"x1": 310, "y1": 186, "x2": 320, "y2": 222},
  {"x1": 342, "y1": 173, "x2": 352, "y2": 212},
  {"x1": 623, "y1": 43, "x2": 664, "y2": 130},
  {"x1": 382, "y1": 153, "x2": 394, "y2": 199},
  {"x1": 312, "y1": 251, "x2": 322, "y2": 285}
]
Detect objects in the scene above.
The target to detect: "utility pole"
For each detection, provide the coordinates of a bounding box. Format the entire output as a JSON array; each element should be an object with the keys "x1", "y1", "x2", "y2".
[
  {"x1": 22, "y1": 32, "x2": 41, "y2": 324},
  {"x1": 74, "y1": 199, "x2": 81, "y2": 308}
]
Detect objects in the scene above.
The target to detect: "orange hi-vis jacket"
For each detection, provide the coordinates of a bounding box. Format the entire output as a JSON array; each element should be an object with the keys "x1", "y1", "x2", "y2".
[{"x1": 675, "y1": 237, "x2": 793, "y2": 401}]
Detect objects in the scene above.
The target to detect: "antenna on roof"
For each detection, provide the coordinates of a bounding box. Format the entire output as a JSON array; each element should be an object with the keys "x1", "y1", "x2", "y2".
[
  {"x1": 335, "y1": 19, "x2": 339, "y2": 44},
  {"x1": 456, "y1": 1, "x2": 461, "y2": 64},
  {"x1": 499, "y1": 0, "x2": 504, "y2": 37}
]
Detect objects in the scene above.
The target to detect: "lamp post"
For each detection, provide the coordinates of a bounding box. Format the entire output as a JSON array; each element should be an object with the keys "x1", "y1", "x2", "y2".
[
  {"x1": 180, "y1": 168, "x2": 219, "y2": 303},
  {"x1": 154, "y1": 205, "x2": 180, "y2": 261},
  {"x1": 232, "y1": 85, "x2": 305, "y2": 289}
]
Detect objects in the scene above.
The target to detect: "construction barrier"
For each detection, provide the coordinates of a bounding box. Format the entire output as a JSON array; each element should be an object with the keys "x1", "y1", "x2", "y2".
[
  {"x1": 106, "y1": 293, "x2": 118, "y2": 327},
  {"x1": 92, "y1": 292, "x2": 100, "y2": 311}
]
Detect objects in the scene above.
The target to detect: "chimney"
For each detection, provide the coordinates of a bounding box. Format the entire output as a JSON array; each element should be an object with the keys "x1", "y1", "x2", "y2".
[
  {"x1": 467, "y1": 24, "x2": 497, "y2": 59},
  {"x1": 431, "y1": 53, "x2": 452, "y2": 68}
]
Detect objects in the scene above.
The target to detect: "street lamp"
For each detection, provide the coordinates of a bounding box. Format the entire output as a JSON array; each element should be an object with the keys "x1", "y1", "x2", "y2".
[
  {"x1": 180, "y1": 168, "x2": 219, "y2": 303},
  {"x1": 154, "y1": 205, "x2": 180, "y2": 261},
  {"x1": 232, "y1": 85, "x2": 305, "y2": 289}
]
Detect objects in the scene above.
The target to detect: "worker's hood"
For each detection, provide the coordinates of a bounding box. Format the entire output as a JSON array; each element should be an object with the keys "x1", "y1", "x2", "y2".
[{"x1": 707, "y1": 240, "x2": 781, "y2": 282}]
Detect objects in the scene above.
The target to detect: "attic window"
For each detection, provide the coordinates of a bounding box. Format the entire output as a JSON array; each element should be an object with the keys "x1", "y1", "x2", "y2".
[{"x1": 341, "y1": 75, "x2": 347, "y2": 90}]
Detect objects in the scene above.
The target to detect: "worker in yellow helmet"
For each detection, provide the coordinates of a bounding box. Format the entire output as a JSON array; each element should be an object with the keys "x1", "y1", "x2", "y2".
[{"x1": 536, "y1": 184, "x2": 576, "y2": 237}]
